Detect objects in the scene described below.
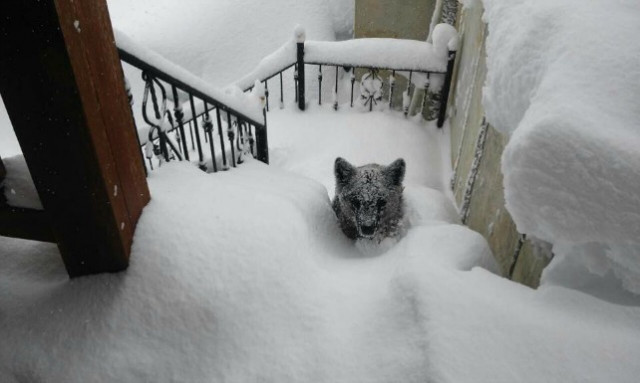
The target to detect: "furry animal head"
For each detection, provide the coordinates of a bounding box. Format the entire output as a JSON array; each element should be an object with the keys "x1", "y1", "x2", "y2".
[{"x1": 332, "y1": 157, "x2": 406, "y2": 240}]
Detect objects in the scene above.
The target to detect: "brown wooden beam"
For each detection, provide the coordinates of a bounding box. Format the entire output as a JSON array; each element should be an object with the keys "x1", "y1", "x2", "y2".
[{"x1": 0, "y1": 0, "x2": 150, "y2": 277}]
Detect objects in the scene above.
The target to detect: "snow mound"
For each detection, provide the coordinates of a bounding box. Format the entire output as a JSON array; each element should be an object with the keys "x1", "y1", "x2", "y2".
[
  {"x1": 0, "y1": 161, "x2": 492, "y2": 382},
  {"x1": 482, "y1": 0, "x2": 640, "y2": 294},
  {"x1": 267, "y1": 105, "x2": 447, "y2": 196},
  {"x1": 115, "y1": 30, "x2": 264, "y2": 124},
  {"x1": 107, "y1": 0, "x2": 339, "y2": 87}
]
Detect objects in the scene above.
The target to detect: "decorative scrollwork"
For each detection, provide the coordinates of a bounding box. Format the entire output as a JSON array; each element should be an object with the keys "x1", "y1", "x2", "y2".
[{"x1": 359, "y1": 69, "x2": 383, "y2": 111}]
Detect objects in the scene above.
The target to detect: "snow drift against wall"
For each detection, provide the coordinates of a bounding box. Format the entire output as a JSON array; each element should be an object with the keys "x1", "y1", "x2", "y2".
[{"x1": 481, "y1": 0, "x2": 640, "y2": 294}]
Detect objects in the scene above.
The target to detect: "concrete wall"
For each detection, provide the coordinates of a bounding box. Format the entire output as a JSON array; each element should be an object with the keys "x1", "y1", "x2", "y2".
[
  {"x1": 447, "y1": 3, "x2": 552, "y2": 287},
  {"x1": 354, "y1": 0, "x2": 437, "y2": 112},
  {"x1": 355, "y1": 0, "x2": 436, "y2": 40}
]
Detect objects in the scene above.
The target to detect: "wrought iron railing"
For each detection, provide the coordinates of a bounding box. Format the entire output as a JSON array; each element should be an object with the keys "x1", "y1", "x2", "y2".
[
  {"x1": 237, "y1": 26, "x2": 458, "y2": 127},
  {"x1": 116, "y1": 26, "x2": 457, "y2": 174},
  {"x1": 115, "y1": 31, "x2": 268, "y2": 174}
]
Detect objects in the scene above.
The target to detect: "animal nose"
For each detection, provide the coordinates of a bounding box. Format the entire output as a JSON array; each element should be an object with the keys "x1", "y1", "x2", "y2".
[{"x1": 361, "y1": 224, "x2": 376, "y2": 236}]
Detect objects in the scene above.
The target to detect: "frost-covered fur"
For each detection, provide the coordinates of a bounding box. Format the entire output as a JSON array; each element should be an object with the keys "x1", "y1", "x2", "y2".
[{"x1": 332, "y1": 157, "x2": 406, "y2": 242}]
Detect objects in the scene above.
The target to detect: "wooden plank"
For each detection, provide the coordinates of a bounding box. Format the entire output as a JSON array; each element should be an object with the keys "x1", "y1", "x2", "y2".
[{"x1": 0, "y1": 0, "x2": 150, "y2": 277}]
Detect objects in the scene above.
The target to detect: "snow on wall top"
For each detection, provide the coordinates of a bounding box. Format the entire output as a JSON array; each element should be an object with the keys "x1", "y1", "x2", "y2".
[
  {"x1": 305, "y1": 24, "x2": 456, "y2": 72},
  {"x1": 114, "y1": 29, "x2": 264, "y2": 123},
  {"x1": 481, "y1": 0, "x2": 640, "y2": 293},
  {"x1": 234, "y1": 23, "x2": 458, "y2": 89}
]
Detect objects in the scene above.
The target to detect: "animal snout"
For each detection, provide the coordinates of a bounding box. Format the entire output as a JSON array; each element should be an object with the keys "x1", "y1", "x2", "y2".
[{"x1": 360, "y1": 223, "x2": 376, "y2": 236}]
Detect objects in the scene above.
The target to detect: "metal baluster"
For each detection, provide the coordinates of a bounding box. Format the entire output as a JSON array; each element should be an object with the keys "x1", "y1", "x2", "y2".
[
  {"x1": 420, "y1": 73, "x2": 431, "y2": 116},
  {"x1": 350, "y1": 68, "x2": 355, "y2": 107},
  {"x1": 202, "y1": 114, "x2": 208, "y2": 144},
  {"x1": 296, "y1": 33, "x2": 306, "y2": 110},
  {"x1": 248, "y1": 124, "x2": 255, "y2": 157},
  {"x1": 264, "y1": 80, "x2": 269, "y2": 112},
  {"x1": 203, "y1": 102, "x2": 217, "y2": 172},
  {"x1": 236, "y1": 119, "x2": 244, "y2": 164},
  {"x1": 279, "y1": 72, "x2": 284, "y2": 109},
  {"x1": 318, "y1": 65, "x2": 322, "y2": 105},
  {"x1": 124, "y1": 77, "x2": 147, "y2": 176},
  {"x1": 155, "y1": 79, "x2": 183, "y2": 161},
  {"x1": 333, "y1": 66, "x2": 339, "y2": 110},
  {"x1": 227, "y1": 111, "x2": 236, "y2": 168},
  {"x1": 437, "y1": 50, "x2": 457, "y2": 128},
  {"x1": 142, "y1": 73, "x2": 169, "y2": 162},
  {"x1": 388, "y1": 70, "x2": 396, "y2": 109},
  {"x1": 171, "y1": 85, "x2": 189, "y2": 160},
  {"x1": 294, "y1": 64, "x2": 299, "y2": 103},
  {"x1": 215, "y1": 107, "x2": 228, "y2": 170},
  {"x1": 189, "y1": 120, "x2": 195, "y2": 151},
  {"x1": 256, "y1": 107, "x2": 269, "y2": 164},
  {"x1": 408, "y1": 70, "x2": 413, "y2": 97},
  {"x1": 189, "y1": 94, "x2": 205, "y2": 168}
]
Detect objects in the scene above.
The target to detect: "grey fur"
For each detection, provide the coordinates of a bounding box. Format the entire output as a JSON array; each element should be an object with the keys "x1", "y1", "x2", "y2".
[{"x1": 332, "y1": 157, "x2": 406, "y2": 242}]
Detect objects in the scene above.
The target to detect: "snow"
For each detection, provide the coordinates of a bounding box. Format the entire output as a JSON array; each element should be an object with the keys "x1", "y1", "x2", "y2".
[
  {"x1": 267, "y1": 106, "x2": 445, "y2": 195},
  {"x1": 3, "y1": 104, "x2": 640, "y2": 381},
  {"x1": 114, "y1": 29, "x2": 264, "y2": 124},
  {"x1": 234, "y1": 39, "x2": 297, "y2": 92},
  {"x1": 1, "y1": 154, "x2": 42, "y2": 210},
  {"x1": 2, "y1": 0, "x2": 640, "y2": 381},
  {"x1": 0, "y1": 97, "x2": 20, "y2": 156},
  {"x1": 305, "y1": 37, "x2": 451, "y2": 72},
  {"x1": 481, "y1": 0, "x2": 640, "y2": 295},
  {"x1": 0, "y1": 110, "x2": 492, "y2": 381},
  {"x1": 107, "y1": 0, "x2": 339, "y2": 88}
]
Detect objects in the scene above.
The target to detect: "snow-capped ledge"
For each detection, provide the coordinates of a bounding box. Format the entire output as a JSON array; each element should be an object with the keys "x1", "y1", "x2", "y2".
[{"x1": 114, "y1": 29, "x2": 264, "y2": 123}]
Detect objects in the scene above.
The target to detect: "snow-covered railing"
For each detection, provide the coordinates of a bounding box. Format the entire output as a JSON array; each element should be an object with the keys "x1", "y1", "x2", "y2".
[
  {"x1": 237, "y1": 24, "x2": 459, "y2": 127},
  {"x1": 115, "y1": 30, "x2": 269, "y2": 173}
]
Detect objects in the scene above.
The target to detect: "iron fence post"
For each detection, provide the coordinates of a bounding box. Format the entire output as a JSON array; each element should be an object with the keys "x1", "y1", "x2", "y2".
[
  {"x1": 437, "y1": 50, "x2": 456, "y2": 128},
  {"x1": 295, "y1": 26, "x2": 306, "y2": 111},
  {"x1": 256, "y1": 107, "x2": 269, "y2": 164}
]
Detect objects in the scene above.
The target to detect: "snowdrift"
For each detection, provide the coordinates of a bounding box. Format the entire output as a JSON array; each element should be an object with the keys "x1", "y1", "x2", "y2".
[{"x1": 482, "y1": 0, "x2": 640, "y2": 295}]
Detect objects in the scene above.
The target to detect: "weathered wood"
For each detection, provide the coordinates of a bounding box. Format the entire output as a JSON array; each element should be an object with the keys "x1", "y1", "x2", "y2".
[{"x1": 0, "y1": 0, "x2": 150, "y2": 277}]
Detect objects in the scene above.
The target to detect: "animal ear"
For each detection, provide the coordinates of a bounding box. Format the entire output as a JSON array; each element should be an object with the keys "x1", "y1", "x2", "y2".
[
  {"x1": 334, "y1": 157, "x2": 356, "y2": 188},
  {"x1": 386, "y1": 158, "x2": 406, "y2": 186}
]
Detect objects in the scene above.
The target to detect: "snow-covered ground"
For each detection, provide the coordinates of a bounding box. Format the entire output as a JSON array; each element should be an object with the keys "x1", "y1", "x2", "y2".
[
  {"x1": 2, "y1": 105, "x2": 640, "y2": 382},
  {"x1": 2, "y1": 0, "x2": 640, "y2": 381}
]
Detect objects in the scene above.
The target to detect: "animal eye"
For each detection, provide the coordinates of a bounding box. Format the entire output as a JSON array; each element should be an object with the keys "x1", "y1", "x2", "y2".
[{"x1": 377, "y1": 200, "x2": 387, "y2": 209}]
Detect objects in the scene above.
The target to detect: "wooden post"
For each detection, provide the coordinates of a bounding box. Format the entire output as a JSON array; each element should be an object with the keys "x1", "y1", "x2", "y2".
[
  {"x1": 437, "y1": 50, "x2": 457, "y2": 128},
  {"x1": 0, "y1": 0, "x2": 150, "y2": 277}
]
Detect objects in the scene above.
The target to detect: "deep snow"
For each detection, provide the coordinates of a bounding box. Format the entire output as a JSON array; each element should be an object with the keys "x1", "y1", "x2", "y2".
[
  {"x1": 2, "y1": 0, "x2": 640, "y2": 381},
  {"x1": 2, "y1": 107, "x2": 640, "y2": 382},
  {"x1": 481, "y1": 0, "x2": 640, "y2": 296}
]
